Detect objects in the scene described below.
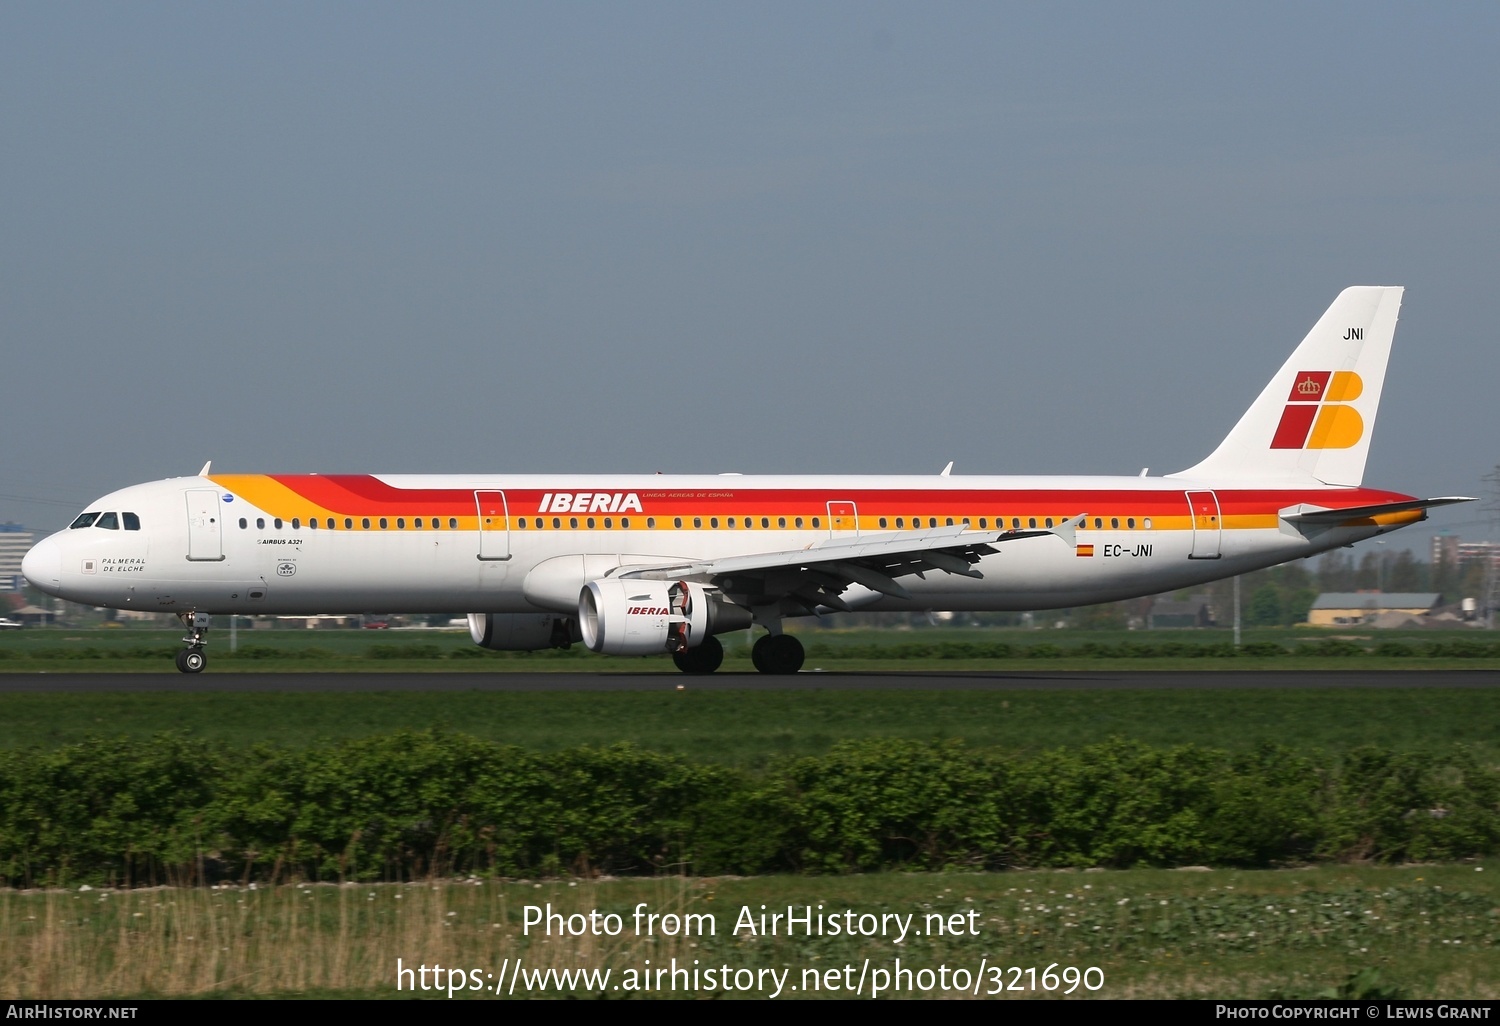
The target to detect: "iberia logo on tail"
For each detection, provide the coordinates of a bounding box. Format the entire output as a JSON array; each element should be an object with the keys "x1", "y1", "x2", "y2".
[{"x1": 1270, "y1": 371, "x2": 1363, "y2": 449}]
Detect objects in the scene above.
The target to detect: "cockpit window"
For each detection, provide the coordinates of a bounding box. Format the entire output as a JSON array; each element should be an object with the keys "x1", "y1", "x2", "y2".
[
  {"x1": 96, "y1": 512, "x2": 119, "y2": 530},
  {"x1": 123, "y1": 512, "x2": 141, "y2": 531},
  {"x1": 70, "y1": 512, "x2": 100, "y2": 529}
]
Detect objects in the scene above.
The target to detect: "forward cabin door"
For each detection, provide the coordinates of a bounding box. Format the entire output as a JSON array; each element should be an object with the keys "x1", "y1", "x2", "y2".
[
  {"x1": 476, "y1": 490, "x2": 511, "y2": 560},
  {"x1": 827, "y1": 500, "x2": 859, "y2": 538},
  {"x1": 185, "y1": 489, "x2": 224, "y2": 561},
  {"x1": 1185, "y1": 490, "x2": 1223, "y2": 559}
]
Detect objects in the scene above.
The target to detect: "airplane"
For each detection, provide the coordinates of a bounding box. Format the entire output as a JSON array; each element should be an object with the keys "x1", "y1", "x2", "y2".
[{"x1": 21, "y1": 286, "x2": 1472, "y2": 675}]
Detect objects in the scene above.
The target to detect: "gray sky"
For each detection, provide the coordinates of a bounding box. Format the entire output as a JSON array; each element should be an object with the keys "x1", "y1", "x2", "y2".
[{"x1": 4, "y1": 2, "x2": 1498, "y2": 545}]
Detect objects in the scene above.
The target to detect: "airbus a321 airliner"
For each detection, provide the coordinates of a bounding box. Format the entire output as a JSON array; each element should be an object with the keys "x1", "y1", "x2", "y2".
[{"x1": 22, "y1": 287, "x2": 1471, "y2": 675}]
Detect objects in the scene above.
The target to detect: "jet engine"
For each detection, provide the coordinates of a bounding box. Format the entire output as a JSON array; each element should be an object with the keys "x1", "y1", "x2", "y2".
[
  {"x1": 579, "y1": 579, "x2": 714, "y2": 655},
  {"x1": 467, "y1": 612, "x2": 580, "y2": 651}
]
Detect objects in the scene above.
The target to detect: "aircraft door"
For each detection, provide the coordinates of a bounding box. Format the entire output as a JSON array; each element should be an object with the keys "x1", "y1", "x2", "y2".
[
  {"x1": 185, "y1": 489, "x2": 225, "y2": 562},
  {"x1": 476, "y1": 490, "x2": 511, "y2": 560},
  {"x1": 1185, "y1": 490, "x2": 1223, "y2": 559},
  {"x1": 827, "y1": 500, "x2": 859, "y2": 537}
]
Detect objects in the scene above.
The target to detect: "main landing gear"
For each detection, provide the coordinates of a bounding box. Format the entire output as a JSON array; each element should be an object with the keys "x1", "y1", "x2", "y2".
[
  {"x1": 175, "y1": 612, "x2": 209, "y2": 674},
  {"x1": 667, "y1": 632, "x2": 804, "y2": 675},
  {"x1": 671, "y1": 634, "x2": 724, "y2": 675},
  {"x1": 751, "y1": 633, "x2": 804, "y2": 675}
]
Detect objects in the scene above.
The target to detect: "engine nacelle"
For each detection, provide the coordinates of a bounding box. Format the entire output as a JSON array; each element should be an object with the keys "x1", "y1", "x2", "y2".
[
  {"x1": 468, "y1": 612, "x2": 579, "y2": 651},
  {"x1": 579, "y1": 579, "x2": 712, "y2": 656}
]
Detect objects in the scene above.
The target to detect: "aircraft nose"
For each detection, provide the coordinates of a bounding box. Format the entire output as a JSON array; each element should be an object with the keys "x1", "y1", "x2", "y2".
[{"x1": 21, "y1": 537, "x2": 62, "y2": 592}]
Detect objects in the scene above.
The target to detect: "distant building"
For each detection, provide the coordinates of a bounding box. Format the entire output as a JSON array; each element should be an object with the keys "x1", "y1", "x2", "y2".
[
  {"x1": 1307, "y1": 592, "x2": 1441, "y2": 627},
  {"x1": 0, "y1": 524, "x2": 34, "y2": 592},
  {"x1": 1149, "y1": 594, "x2": 1216, "y2": 628},
  {"x1": 1431, "y1": 533, "x2": 1500, "y2": 570}
]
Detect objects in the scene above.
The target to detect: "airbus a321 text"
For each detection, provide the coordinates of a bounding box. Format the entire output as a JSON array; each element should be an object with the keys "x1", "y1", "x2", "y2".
[{"x1": 23, "y1": 287, "x2": 1472, "y2": 674}]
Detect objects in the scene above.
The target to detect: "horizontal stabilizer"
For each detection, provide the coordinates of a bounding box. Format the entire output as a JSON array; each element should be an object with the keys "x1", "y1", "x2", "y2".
[{"x1": 1278, "y1": 496, "x2": 1474, "y2": 525}]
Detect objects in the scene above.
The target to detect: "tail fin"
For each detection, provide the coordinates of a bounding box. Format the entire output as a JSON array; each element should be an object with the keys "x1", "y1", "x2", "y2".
[{"x1": 1167, "y1": 286, "x2": 1403, "y2": 486}]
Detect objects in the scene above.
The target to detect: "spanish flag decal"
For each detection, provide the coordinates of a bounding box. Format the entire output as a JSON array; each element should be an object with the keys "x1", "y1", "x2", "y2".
[{"x1": 1076, "y1": 544, "x2": 1095, "y2": 557}]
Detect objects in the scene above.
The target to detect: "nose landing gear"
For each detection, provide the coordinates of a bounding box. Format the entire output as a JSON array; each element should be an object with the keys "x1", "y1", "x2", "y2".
[
  {"x1": 175, "y1": 647, "x2": 206, "y2": 673},
  {"x1": 175, "y1": 612, "x2": 210, "y2": 674}
]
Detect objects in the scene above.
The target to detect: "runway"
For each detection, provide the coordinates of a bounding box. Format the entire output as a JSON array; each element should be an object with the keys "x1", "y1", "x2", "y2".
[{"x1": 3, "y1": 669, "x2": 1499, "y2": 692}]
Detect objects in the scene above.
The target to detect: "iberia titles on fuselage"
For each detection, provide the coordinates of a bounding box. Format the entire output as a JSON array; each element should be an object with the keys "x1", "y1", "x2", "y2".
[{"x1": 21, "y1": 287, "x2": 1472, "y2": 675}]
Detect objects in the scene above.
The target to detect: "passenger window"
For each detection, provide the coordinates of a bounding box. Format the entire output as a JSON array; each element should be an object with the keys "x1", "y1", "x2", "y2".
[
  {"x1": 1045, "y1": 518, "x2": 1054, "y2": 528},
  {"x1": 1127, "y1": 518, "x2": 1136, "y2": 529},
  {"x1": 70, "y1": 512, "x2": 100, "y2": 529},
  {"x1": 345, "y1": 518, "x2": 353, "y2": 529},
  {"x1": 552, "y1": 518, "x2": 561, "y2": 529},
  {"x1": 123, "y1": 512, "x2": 141, "y2": 530},
  {"x1": 239, "y1": 518, "x2": 248, "y2": 529},
  {"x1": 710, "y1": 517, "x2": 718, "y2": 528},
  {"x1": 928, "y1": 518, "x2": 937, "y2": 528},
  {"x1": 761, "y1": 517, "x2": 770, "y2": 529},
  {"x1": 1094, "y1": 518, "x2": 1102, "y2": 529},
  {"x1": 879, "y1": 517, "x2": 888, "y2": 528},
  {"x1": 378, "y1": 518, "x2": 388, "y2": 530},
  {"x1": 777, "y1": 517, "x2": 786, "y2": 528},
  {"x1": 274, "y1": 518, "x2": 284, "y2": 529},
  {"x1": 291, "y1": 518, "x2": 300, "y2": 530},
  {"x1": 1144, "y1": 518, "x2": 1152, "y2": 529},
  {"x1": 978, "y1": 518, "x2": 986, "y2": 529},
  {"x1": 896, "y1": 517, "x2": 904, "y2": 529},
  {"x1": 674, "y1": 517, "x2": 683, "y2": 528},
  {"x1": 309, "y1": 519, "x2": 318, "y2": 530},
  {"x1": 693, "y1": 517, "x2": 701, "y2": 528},
  {"x1": 396, "y1": 518, "x2": 405, "y2": 529},
  {"x1": 728, "y1": 518, "x2": 736, "y2": 528},
  {"x1": 1111, "y1": 518, "x2": 1119, "y2": 529},
  {"x1": 516, "y1": 518, "x2": 526, "y2": 529},
  {"x1": 448, "y1": 518, "x2": 457, "y2": 529},
  {"x1": 946, "y1": 518, "x2": 954, "y2": 527},
  {"x1": 647, "y1": 517, "x2": 656, "y2": 529},
  {"x1": 361, "y1": 518, "x2": 371, "y2": 529},
  {"x1": 327, "y1": 519, "x2": 335, "y2": 529},
  {"x1": 1012, "y1": 518, "x2": 1021, "y2": 529},
  {"x1": 569, "y1": 517, "x2": 578, "y2": 529},
  {"x1": 620, "y1": 517, "x2": 630, "y2": 529},
  {"x1": 258, "y1": 518, "x2": 266, "y2": 530},
  {"x1": 794, "y1": 517, "x2": 803, "y2": 528},
  {"x1": 1027, "y1": 518, "x2": 1036, "y2": 529},
  {"x1": 586, "y1": 517, "x2": 595, "y2": 529},
  {"x1": 96, "y1": 512, "x2": 119, "y2": 530},
  {"x1": 812, "y1": 517, "x2": 820, "y2": 528},
  {"x1": 603, "y1": 517, "x2": 612, "y2": 529}
]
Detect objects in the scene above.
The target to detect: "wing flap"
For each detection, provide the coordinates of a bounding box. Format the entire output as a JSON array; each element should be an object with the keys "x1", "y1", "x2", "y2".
[{"x1": 616, "y1": 521, "x2": 1077, "y2": 583}]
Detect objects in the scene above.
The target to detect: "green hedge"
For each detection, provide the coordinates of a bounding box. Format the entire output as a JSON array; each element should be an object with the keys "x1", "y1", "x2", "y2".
[
  {"x1": 0, "y1": 734, "x2": 1495, "y2": 885},
  {"x1": 7, "y1": 637, "x2": 1500, "y2": 661}
]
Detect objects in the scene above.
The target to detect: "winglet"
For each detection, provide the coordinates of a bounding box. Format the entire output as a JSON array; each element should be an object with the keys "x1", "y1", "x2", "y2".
[
  {"x1": 1051, "y1": 513, "x2": 1087, "y2": 548},
  {"x1": 940, "y1": 461, "x2": 954, "y2": 477},
  {"x1": 198, "y1": 460, "x2": 212, "y2": 477}
]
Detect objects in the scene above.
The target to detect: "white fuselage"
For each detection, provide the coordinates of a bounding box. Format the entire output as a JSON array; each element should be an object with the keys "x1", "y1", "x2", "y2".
[{"x1": 22, "y1": 472, "x2": 1417, "y2": 617}]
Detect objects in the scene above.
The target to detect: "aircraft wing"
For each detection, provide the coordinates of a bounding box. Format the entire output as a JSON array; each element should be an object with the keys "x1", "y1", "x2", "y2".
[
  {"x1": 617, "y1": 517, "x2": 1084, "y2": 612},
  {"x1": 1278, "y1": 496, "x2": 1474, "y2": 525}
]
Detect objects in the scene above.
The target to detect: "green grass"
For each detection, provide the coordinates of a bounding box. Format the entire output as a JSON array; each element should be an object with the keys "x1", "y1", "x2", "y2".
[
  {"x1": 3, "y1": 687, "x2": 1498, "y2": 768},
  {"x1": 2, "y1": 626, "x2": 1499, "y2": 672},
  {"x1": 5, "y1": 866, "x2": 1495, "y2": 999}
]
